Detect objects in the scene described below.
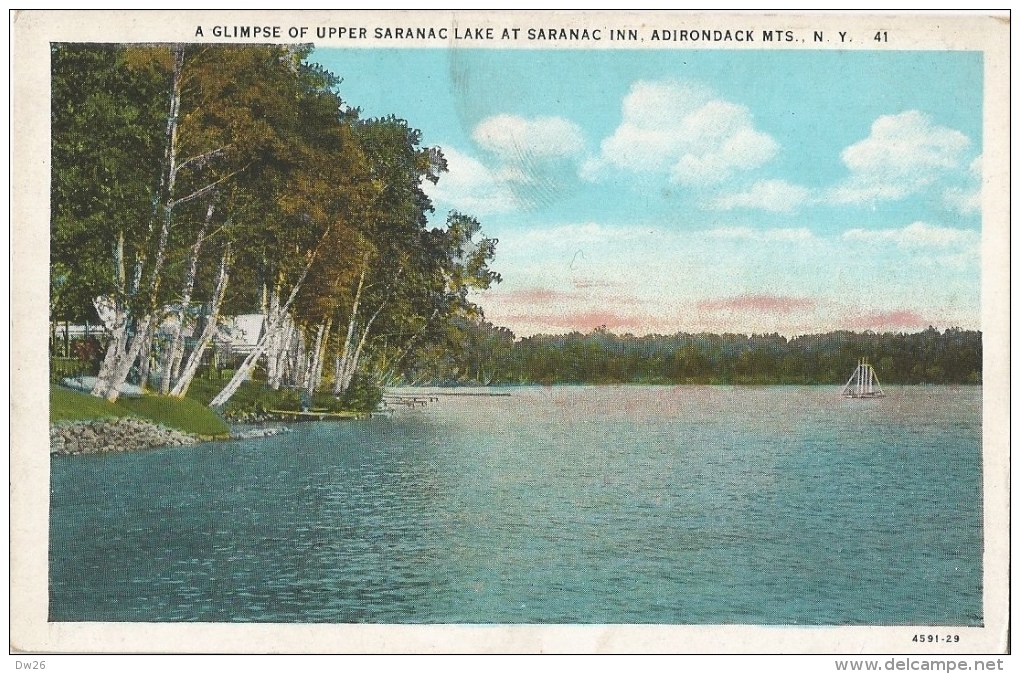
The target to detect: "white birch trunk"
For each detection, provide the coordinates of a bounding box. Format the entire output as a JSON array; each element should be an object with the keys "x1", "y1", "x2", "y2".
[
  {"x1": 93, "y1": 47, "x2": 185, "y2": 402},
  {"x1": 136, "y1": 329, "x2": 154, "y2": 390},
  {"x1": 288, "y1": 326, "x2": 304, "y2": 388},
  {"x1": 90, "y1": 299, "x2": 129, "y2": 398},
  {"x1": 161, "y1": 202, "x2": 214, "y2": 393},
  {"x1": 302, "y1": 319, "x2": 327, "y2": 394},
  {"x1": 264, "y1": 287, "x2": 283, "y2": 388},
  {"x1": 171, "y1": 246, "x2": 230, "y2": 397},
  {"x1": 209, "y1": 316, "x2": 287, "y2": 408},
  {"x1": 96, "y1": 315, "x2": 153, "y2": 402},
  {"x1": 92, "y1": 232, "x2": 129, "y2": 397},
  {"x1": 311, "y1": 317, "x2": 332, "y2": 392},
  {"x1": 268, "y1": 315, "x2": 295, "y2": 390},
  {"x1": 91, "y1": 232, "x2": 131, "y2": 398},
  {"x1": 333, "y1": 262, "x2": 367, "y2": 395}
]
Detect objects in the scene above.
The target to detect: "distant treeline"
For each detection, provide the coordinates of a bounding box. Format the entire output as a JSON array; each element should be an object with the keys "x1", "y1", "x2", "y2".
[{"x1": 407, "y1": 323, "x2": 982, "y2": 386}]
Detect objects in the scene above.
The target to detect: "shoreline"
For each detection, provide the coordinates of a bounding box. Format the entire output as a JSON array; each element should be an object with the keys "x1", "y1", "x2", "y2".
[
  {"x1": 50, "y1": 382, "x2": 980, "y2": 457},
  {"x1": 48, "y1": 418, "x2": 297, "y2": 456}
]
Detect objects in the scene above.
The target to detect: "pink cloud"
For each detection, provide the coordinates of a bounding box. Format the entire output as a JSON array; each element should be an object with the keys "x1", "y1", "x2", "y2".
[
  {"x1": 481, "y1": 285, "x2": 665, "y2": 335},
  {"x1": 853, "y1": 310, "x2": 931, "y2": 331},
  {"x1": 492, "y1": 310, "x2": 676, "y2": 335},
  {"x1": 697, "y1": 294, "x2": 815, "y2": 314},
  {"x1": 494, "y1": 287, "x2": 576, "y2": 304},
  {"x1": 487, "y1": 286, "x2": 638, "y2": 307}
]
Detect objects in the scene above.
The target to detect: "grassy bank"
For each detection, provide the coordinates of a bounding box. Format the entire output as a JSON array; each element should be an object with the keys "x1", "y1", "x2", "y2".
[
  {"x1": 184, "y1": 377, "x2": 382, "y2": 420},
  {"x1": 51, "y1": 373, "x2": 381, "y2": 434},
  {"x1": 50, "y1": 386, "x2": 230, "y2": 437}
]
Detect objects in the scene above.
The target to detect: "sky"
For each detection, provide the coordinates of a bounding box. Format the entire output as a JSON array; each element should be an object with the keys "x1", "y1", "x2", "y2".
[{"x1": 311, "y1": 48, "x2": 983, "y2": 337}]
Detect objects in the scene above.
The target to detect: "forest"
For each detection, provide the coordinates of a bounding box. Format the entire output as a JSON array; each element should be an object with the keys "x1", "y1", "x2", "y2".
[
  {"x1": 51, "y1": 43, "x2": 498, "y2": 409},
  {"x1": 403, "y1": 321, "x2": 981, "y2": 386}
]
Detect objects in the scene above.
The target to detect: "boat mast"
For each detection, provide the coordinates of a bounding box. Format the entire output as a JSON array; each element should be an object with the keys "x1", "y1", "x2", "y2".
[
  {"x1": 870, "y1": 360, "x2": 884, "y2": 397},
  {"x1": 842, "y1": 357, "x2": 886, "y2": 398}
]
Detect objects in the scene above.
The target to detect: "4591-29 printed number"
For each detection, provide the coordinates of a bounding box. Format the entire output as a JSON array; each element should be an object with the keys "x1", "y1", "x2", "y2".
[{"x1": 912, "y1": 635, "x2": 960, "y2": 643}]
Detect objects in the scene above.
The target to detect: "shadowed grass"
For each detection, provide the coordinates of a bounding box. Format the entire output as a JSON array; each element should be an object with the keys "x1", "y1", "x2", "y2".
[{"x1": 117, "y1": 394, "x2": 230, "y2": 437}]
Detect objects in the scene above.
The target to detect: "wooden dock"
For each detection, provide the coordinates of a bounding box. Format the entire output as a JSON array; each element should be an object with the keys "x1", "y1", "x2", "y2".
[
  {"x1": 265, "y1": 409, "x2": 369, "y2": 421},
  {"x1": 381, "y1": 391, "x2": 512, "y2": 407},
  {"x1": 382, "y1": 395, "x2": 439, "y2": 407}
]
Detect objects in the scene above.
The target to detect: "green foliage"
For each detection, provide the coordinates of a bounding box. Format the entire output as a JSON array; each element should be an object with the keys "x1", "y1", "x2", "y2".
[
  {"x1": 50, "y1": 44, "x2": 167, "y2": 319},
  {"x1": 335, "y1": 374, "x2": 383, "y2": 413}
]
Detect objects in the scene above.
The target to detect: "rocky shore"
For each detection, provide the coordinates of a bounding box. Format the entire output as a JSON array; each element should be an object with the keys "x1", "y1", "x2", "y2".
[
  {"x1": 50, "y1": 418, "x2": 202, "y2": 456},
  {"x1": 49, "y1": 418, "x2": 291, "y2": 456}
]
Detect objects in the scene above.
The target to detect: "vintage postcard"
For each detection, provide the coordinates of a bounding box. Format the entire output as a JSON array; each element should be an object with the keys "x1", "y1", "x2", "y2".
[{"x1": 11, "y1": 10, "x2": 1010, "y2": 658}]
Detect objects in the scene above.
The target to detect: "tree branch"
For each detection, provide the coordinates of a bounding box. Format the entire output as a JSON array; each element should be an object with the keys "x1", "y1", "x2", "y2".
[
  {"x1": 172, "y1": 147, "x2": 228, "y2": 178},
  {"x1": 171, "y1": 163, "x2": 249, "y2": 208}
]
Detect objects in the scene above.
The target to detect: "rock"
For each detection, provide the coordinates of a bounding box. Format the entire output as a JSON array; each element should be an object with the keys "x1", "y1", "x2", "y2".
[
  {"x1": 50, "y1": 418, "x2": 203, "y2": 456},
  {"x1": 230, "y1": 426, "x2": 288, "y2": 440}
]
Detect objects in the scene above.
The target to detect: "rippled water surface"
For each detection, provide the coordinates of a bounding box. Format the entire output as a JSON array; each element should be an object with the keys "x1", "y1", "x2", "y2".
[{"x1": 50, "y1": 386, "x2": 982, "y2": 624}]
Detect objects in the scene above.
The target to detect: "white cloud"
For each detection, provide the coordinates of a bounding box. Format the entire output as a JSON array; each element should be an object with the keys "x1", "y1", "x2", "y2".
[
  {"x1": 943, "y1": 154, "x2": 982, "y2": 215},
  {"x1": 711, "y1": 179, "x2": 811, "y2": 213},
  {"x1": 943, "y1": 186, "x2": 981, "y2": 215},
  {"x1": 969, "y1": 154, "x2": 982, "y2": 176},
  {"x1": 426, "y1": 146, "x2": 517, "y2": 215},
  {"x1": 467, "y1": 115, "x2": 587, "y2": 209},
  {"x1": 828, "y1": 110, "x2": 972, "y2": 204},
  {"x1": 584, "y1": 80, "x2": 778, "y2": 186},
  {"x1": 473, "y1": 114, "x2": 585, "y2": 161},
  {"x1": 705, "y1": 226, "x2": 815, "y2": 242},
  {"x1": 841, "y1": 221, "x2": 979, "y2": 248}
]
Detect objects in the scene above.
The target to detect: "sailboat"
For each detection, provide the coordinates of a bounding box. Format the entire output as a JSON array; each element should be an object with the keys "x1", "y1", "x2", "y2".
[{"x1": 841, "y1": 358, "x2": 885, "y2": 398}]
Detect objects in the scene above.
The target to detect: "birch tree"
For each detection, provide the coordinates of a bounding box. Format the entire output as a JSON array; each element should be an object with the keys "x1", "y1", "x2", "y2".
[
  {"x1": 51, "y1": 45, "x2": 166, "y2": 390},
  {"x1": 62, "y1": 44, "x2": 333, "y2": 401},
  {"x1": 52, "y1": 44, "x2": 502, "y2": 408}
]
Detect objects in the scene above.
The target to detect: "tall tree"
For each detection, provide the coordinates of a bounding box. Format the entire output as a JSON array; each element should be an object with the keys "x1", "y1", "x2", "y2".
[
  {"x1": 207, "y1": 57, "x2": 375, "y2": 407},
  {"x1": 329, "y1": 116, "x2": 448, "y2": 395},
  {"x1": 50, "y1": 44, "x2": 166, "y2": 343}
]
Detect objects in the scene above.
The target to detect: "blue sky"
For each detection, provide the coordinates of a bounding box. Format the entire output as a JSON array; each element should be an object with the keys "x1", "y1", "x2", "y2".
[{"x1": 312, "y1": 48, "x2": 983, "y2": 336}]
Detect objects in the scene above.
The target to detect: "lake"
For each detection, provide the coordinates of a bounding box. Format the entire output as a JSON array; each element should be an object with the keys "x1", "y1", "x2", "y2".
[{"x1": 49, "y1": 385, "x2": 983, "y2": 624}]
